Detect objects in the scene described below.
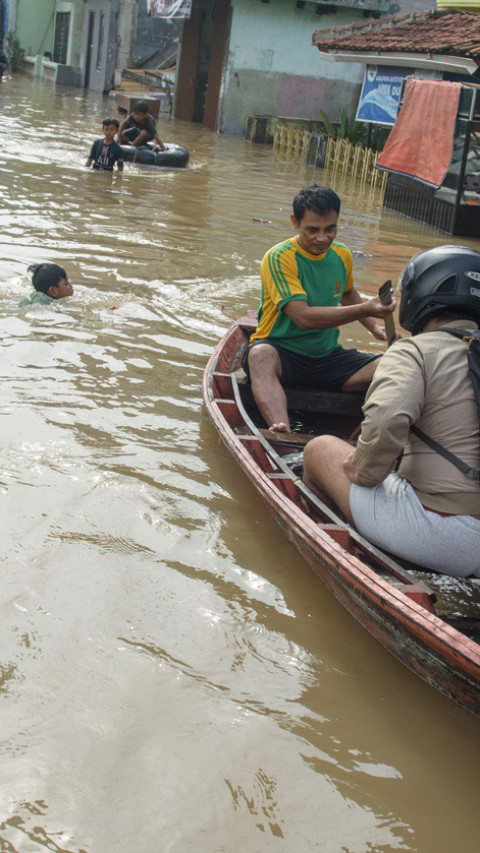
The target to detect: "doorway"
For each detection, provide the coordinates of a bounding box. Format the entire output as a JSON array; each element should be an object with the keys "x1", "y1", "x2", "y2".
[{"x1": 175, "y1": 0, "x2": 231, "y2": 131}]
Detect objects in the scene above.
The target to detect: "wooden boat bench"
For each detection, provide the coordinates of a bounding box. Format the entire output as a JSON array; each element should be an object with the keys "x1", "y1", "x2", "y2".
[{"x1": 234, "y1": 369, "x2": 365, "y2": 418}]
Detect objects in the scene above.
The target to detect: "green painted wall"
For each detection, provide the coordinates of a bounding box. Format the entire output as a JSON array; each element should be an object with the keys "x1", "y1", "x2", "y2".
[
  {"x1": 12, "y1": 0, "x2": 55, "y2": 56},
  {"x1": 10, "y1": 0, "x2": 84, "y2": 66},
  {"x1": 229, "y1": 0, "x2": 361, "y2": 77},
  {"x1": 59, "y1": 1, "x2": 86, "y2": 67},
  {"x1": 221, "y1": 0, "x2": 365, "y2": 133}
]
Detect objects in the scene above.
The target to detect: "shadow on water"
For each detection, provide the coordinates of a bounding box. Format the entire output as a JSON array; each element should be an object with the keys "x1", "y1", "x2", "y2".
[{"x1": 0, "y1": 75, "x2": 479, "y2": 853}]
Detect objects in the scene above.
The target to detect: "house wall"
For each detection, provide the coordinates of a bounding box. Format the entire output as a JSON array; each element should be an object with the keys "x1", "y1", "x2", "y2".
[
  {"x1": 81, "y1": 0, "x2": 121, "y2": 91},
  {"x1": 220, "y1": 0, "x2": 365, "y2": 133},
  {"x1": 8, "y1": 0, "x2": 55, "y2": 57},
  {"x1": 55, "y1": 0, "x2": 84, "y2": 67},
  {"x1": 116, "y1": 0, "x2": 137, "y2": 68},
  {"x1": 8, "y1": 0, "x2": 83, "y2": 83},
  {"x1": 390, "y1": 0, "x2": 435, "y2": 13},
  {"x1": 1, "y1": 0, "x2": 9, "y2": 42},
  {"x1": 436, "y1": 0, "x2": 480, "y2": 6}
]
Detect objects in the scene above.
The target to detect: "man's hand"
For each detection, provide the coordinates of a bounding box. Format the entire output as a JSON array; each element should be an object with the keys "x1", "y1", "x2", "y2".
[
  {"x1": 364, "y1": 294, "x2": 397, "y2": 319},
  {"x1": 368, "y1": 322, "x2": 387, "y2": 342},
  {"x1": 365, "y1": 318, "x2": 402, "y2": 344},
  {"x1": 364, "y1": 322, "x2": 402, "y2": 343}
]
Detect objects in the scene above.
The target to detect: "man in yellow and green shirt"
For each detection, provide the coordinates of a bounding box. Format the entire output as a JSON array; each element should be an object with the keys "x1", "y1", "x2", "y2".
[{"x1": 243, "y1": 184, "x2": 396, "y2": 431}]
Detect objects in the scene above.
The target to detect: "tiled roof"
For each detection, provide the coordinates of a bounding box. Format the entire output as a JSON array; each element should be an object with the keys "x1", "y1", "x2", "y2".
[{"x1": 312, "y1": 9, "x2": 480, "y2": 60}]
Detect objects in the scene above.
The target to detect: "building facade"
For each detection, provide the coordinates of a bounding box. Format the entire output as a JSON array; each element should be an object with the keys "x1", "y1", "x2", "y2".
[
  {"x1": 174, "y1": 0, "x2": 394, "y2": 133},
  {"x1": 7, "y1": 0, "x2": 85, "y2": 69},
  {"x1": 5, "y1": 0, "x2": 177, "y2": 92},
  {"x1": 82, "y1": 0, "x2": 122, "y2": 91}
]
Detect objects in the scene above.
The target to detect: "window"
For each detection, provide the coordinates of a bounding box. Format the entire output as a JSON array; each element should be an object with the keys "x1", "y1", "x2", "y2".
[{"x1": 53, "y1": 12, "x2": 70, "y2": 65}]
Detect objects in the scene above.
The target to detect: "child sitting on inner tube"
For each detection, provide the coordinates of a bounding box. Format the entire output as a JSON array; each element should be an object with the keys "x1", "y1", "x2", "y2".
[
  {"x1": 116, "y1": 101, "x2": 166, "y2": 152},
  {"x1": 19, "y1": 264, "x2": 73, "y2": 306}
]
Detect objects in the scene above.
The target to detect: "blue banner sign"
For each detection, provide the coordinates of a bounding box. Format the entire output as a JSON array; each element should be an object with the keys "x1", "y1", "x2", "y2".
[{"x1": 356, "y1": 66, "x2": 413, "y2": 126}]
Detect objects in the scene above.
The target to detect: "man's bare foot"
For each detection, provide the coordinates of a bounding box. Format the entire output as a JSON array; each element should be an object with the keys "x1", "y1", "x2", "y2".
[{"x1": 269, "y1": 422, "x2": 289, "y2": 433}]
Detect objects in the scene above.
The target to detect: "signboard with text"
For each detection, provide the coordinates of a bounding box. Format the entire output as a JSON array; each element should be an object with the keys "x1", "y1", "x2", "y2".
[
  {"x1": 356, "y1": 66, "x2": 412, "y2": 126},
  {"x1": 146, "y1": 0, "x2": 192, "y2": 19}
]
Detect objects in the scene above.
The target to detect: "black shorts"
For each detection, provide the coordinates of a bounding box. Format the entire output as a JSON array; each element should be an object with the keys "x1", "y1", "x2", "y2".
[
  {"x1": 242, "y1": 339, "x2": 380, "y2": 392},
  {"x1": 123, "y1": 125, "x2": 155, "y2": 143}
]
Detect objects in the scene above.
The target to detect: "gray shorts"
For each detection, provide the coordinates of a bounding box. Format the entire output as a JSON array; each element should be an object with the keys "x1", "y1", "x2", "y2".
[{"x1": 350, "y1": 473, "x2": 480, "y2": 578}]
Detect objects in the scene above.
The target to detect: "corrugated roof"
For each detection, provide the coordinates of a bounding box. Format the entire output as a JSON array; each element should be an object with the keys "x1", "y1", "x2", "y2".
[{"x1": 312, "y1": 8, "x2": 480, "y2": 60}]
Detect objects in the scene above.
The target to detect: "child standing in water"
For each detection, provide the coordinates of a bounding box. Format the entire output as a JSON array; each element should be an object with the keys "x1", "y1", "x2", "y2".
[
  {"x1": 86, "y1": 118, "x2": 124, "y2": 171},
  {"x1": 19, "y1": 264, "x2": 74, "y2": 306}
]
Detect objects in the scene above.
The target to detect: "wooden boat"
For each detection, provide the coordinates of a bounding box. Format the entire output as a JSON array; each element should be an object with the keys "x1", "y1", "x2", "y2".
[
  {"x1": 203, "y1": 312, "x2": 480, "y2": 717},
  {"x1": 120, "y1": 142, "x2": 189, "y2": 168}
]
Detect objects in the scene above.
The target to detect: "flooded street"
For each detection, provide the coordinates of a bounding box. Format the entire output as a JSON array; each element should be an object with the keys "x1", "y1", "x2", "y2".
[{"x1": 1, "y1": 75, "x2": 480, "y2": 853}]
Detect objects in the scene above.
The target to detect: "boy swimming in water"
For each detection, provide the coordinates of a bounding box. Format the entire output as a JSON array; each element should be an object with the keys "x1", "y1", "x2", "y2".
[
  {"x1": 19, "y1": 263, "x2": 74, "y2": 306},
  {"x1": 86, "y1": 117, "x2": 124, "y2": 171}
]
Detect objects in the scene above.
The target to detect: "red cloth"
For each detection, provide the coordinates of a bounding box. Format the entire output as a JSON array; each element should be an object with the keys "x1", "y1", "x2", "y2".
[{"x1": 376, "y1": 78, "x2": 462, "y2": 188}]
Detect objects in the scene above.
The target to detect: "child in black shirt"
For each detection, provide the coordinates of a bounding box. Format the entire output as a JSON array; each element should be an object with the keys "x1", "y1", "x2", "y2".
[
  {"x1": 86, "y1": 118, "x2": 124, "y2": 171},
  {"x1": 117, "y1": 101, "x2": 166, "y2": 151}
]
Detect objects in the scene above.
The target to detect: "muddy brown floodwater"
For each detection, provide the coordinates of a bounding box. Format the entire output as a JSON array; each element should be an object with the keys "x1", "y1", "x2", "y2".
[{"x1": 1, "y1": 74, "x2": 480, "y2": 853}]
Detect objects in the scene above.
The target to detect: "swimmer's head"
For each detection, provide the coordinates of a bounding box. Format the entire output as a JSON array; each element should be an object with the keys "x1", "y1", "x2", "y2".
[{"x1": 28, "y1": 263, "x2": 73, "y2": 299}]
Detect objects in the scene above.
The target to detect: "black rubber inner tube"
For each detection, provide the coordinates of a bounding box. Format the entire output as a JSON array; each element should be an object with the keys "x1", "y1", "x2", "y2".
[{"x1": 120, "y1": 143, "x2": 189, "y2": 168}]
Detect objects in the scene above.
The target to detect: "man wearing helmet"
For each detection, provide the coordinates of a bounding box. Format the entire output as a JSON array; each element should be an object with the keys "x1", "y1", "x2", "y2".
[{"x1": 303, "y1": 245, "x2": 480, "y2": 578}]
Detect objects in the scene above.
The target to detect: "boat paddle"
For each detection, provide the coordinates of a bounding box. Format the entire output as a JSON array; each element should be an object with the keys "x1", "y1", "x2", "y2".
[
  {"x1": 347, "y1": 280, "x2": 396, "y2": 444},
  {"x1": 378, "y1": 279, "x2": 396, "y2": 347}
]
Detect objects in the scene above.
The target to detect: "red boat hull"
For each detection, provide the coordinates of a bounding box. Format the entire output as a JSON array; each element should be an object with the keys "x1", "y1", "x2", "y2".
[{"x1": 203, "y1": 315, "x2": 480, "y2": 717}]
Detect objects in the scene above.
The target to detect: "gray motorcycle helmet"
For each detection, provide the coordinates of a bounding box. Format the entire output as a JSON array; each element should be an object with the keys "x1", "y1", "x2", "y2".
[{"x1": 399, "y1": 245, "x2": 480, "y2": 335}]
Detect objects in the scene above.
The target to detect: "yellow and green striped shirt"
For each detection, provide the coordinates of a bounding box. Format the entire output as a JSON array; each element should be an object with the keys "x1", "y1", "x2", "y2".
[{"x1": 251, "y1": 236, "x2": 354, "y2": 357}]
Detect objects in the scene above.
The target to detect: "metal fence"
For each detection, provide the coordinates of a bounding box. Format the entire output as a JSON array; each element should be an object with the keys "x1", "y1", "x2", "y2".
[{"x1": 273, "y1": 125, "x2": 387, "y2": 195}]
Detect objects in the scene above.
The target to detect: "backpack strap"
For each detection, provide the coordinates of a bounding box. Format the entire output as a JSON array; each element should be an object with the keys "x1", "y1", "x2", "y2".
[
  {"x1": 435, "y1": 326, "x2": 480, "y2": 421},
  {"x1": 435, "y1": 326, "x2": 479, "y2": 343},
  {"x1": 411, "y1": 326, "x2": 480, "y2": 483},
  {"x1": 410, "y1": 424, "x2": 480, "y2": 482}
]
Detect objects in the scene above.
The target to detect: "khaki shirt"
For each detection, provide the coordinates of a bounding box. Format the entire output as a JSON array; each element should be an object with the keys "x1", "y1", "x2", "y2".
[{"x1": 353, "y1": 320, "x2": 480, "y2": 515}]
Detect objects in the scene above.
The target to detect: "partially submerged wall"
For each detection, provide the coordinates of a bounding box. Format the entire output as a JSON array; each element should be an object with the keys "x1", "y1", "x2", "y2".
[
  {"x1": 81, "y1": 0, "x2": 121, "y2": 91},
  {"x1": 220, "y1": 0, "x2": 365, "y2": 134},
  {"x1": 9, "y1": 0, "x2": 55, "y2": 57}
]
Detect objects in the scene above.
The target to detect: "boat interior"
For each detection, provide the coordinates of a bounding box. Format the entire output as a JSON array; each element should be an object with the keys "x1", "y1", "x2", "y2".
[{"x1": 209, "y1": 318, "x2": 480, "y2": 643}]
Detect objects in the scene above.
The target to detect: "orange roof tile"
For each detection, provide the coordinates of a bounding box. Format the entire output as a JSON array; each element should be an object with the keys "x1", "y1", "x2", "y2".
[{"x1": 313, "y1": 9, "x2": 480, "y2": 60}]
